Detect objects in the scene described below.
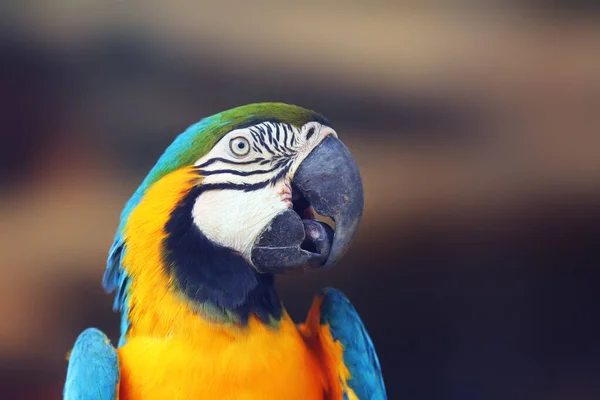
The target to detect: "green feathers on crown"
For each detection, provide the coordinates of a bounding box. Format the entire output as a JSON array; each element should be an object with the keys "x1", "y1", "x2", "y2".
[{"x1": 144, "y1": 102, "x2": 328, "y2": 191}]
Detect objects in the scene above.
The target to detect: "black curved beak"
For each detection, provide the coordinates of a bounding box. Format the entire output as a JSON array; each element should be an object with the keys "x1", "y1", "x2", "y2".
[{"x1": 251, "y1": 135, "x2": 364, "y2": 273}]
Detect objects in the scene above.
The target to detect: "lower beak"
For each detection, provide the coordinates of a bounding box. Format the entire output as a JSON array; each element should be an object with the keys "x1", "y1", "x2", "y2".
[{"x1": 251, "y1": 135, "x2": 364, "y2": 273}]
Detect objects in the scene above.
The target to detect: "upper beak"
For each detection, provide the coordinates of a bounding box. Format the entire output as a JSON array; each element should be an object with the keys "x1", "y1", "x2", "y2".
[{"x1": 251, "y1": 135, "x2": 364, "y2": 273}]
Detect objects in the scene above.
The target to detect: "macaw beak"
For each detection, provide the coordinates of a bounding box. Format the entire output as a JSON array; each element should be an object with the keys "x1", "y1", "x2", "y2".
[{"x1": 251, "y1": 135, "x2": 364, "y2": 273}]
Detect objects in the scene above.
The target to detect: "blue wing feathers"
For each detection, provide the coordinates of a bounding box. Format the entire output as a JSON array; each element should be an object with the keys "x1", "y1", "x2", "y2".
[
  {"x1": 319, "y1": 288, "x2": 387, "y2": 400},
  {"x1": 104, "y1": 240, "x2": 131, "y2": 346},
  {"x1": 64, "y1": 328, "x2": 120, "y2": 400}
]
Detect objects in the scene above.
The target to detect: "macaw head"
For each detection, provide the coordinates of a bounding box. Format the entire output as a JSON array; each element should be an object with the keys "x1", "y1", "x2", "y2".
[
  {"x1": 190, "y1": 108, "x2": 364, "y2": 273},
  {"x1": 104, "y1": 103, "x2": 363, "y2": 327}
]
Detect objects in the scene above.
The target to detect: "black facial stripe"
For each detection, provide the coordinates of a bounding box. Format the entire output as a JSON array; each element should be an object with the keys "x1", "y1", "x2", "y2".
[
  {"x1": 271, "y1": 137, "x2": 283, "y2": 153},
  {"x1": 249, "y1": 129, "x2": 261, "y2": 144},
  {"x1": 291, "y1": 124, "x2": 298, "y2": 146},
  {"x1": 282, "y1": 125, "x2": 288, "y2": 147},
  {"x1": 248, "y1": 130, "x2": 263, "y2": 154},
  {"x1": 199, "y1": 163, "x2": 291, "y2": 193},
  {"x1": 288, "y1": 125, "x2": 296, "y2": 150},
  {"x1": 196, "y1": 157, "x2": 264, "y2": 169},
  {"x1": 267, "y1": 123, "x2": 290, "y2": 154},
  {"x1": 306, "y1": 127, "x2": 316, "y2": 140},
  {"x1": 255, "y1": 129, "x2": 270, "y2": 151},
  {"x1": 198, "y1": 164, "x2": 280, "y2": 177},
  {"x1": 275, "y1": 157, "x2": 289, "y2": 168},
  {"x1": 262, "y1": 142, "x2": 276, "y2": 155},
  {"x1": 210, "y1": 180, "x2": 271, "y2": 193},
  {"x1": 257, "y1": 124, "x2": 281, "y2": 155},
  {"x1": 270, "y1": 163, "x2": 291, "y2": 183},
  {"x1": 199, "y1": 181, "x2": 269, "y2": 193},
  {"x1": 262, "y1": 129, "x2": 278, "y2": 154}
]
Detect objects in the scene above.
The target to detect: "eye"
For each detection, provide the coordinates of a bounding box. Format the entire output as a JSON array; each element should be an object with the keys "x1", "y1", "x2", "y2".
[{"x1": 229, "y1": 137, "x2": 251, "y2": 157}]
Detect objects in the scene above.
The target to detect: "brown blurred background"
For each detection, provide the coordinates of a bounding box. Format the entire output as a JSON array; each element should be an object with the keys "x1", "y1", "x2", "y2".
[{"x1": 1, "y1": 1, "x2": 600, "y2": 399}]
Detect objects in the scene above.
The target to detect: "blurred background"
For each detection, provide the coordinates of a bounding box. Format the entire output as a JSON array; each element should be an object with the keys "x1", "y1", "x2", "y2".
[{"x1": 1, "y1": 1, "x2": 600, "y2": 399}]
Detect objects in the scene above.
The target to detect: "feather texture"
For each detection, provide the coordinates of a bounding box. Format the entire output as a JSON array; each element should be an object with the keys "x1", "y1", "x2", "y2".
[
  {"x1": 318, "y1": 288, "x2": 387, "y2": 400},
  {"x1": 64, "y1": 328, "x2": 119, "y2": 400}
]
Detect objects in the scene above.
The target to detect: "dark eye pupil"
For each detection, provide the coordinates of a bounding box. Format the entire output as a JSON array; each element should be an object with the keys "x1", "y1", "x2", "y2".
[{"x1": 237, "y1": 142, "x2": 245, "y2": 149}]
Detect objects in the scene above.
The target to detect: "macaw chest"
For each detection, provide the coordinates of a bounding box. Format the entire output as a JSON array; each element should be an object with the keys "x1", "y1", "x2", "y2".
[{"x1": 116, "y1": 333, "x2": 328, "y2": 400}]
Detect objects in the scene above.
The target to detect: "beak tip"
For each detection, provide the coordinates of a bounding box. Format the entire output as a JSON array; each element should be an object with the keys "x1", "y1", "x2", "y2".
[{"x1": 323, "y1": 212, "x2": 363, "y2": 268}]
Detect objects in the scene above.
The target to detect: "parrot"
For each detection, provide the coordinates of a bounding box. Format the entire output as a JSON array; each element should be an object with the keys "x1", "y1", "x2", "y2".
[{"x1": 63, "y1": 103, "x2": 386, "y2": 400}]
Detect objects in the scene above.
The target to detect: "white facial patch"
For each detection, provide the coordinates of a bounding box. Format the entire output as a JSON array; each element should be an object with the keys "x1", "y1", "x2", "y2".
[
  {"x1": 190, "y1": 121, "x2": 336, "y2": 263},
  {"x1": 192, "y1": 182, "x2": 290, "y2": 260}
]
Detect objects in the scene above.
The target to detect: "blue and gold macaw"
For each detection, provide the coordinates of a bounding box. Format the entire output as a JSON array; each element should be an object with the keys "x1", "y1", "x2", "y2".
[{"x1": 64, "y1": 103, "x2": 386, "y2": 399}]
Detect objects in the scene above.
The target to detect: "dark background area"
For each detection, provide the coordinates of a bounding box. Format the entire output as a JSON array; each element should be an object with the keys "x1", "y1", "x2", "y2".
[{"x1": 1, "y1": 2, "x2": 600, "y2": 399}]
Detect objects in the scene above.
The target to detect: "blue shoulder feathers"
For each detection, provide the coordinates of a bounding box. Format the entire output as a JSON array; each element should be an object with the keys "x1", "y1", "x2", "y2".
[
  {"x1": 319, "y1": 288, "x2": 387, "y2": 400},
  {"x1": 64, "y1": 328, "x2": 120, "y2": 400}
]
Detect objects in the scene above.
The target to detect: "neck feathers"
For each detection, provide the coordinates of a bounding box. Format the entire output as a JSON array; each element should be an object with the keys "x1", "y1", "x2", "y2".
[{"x1": 109, "y1": 167, "x2": 281, "y2": 343}]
